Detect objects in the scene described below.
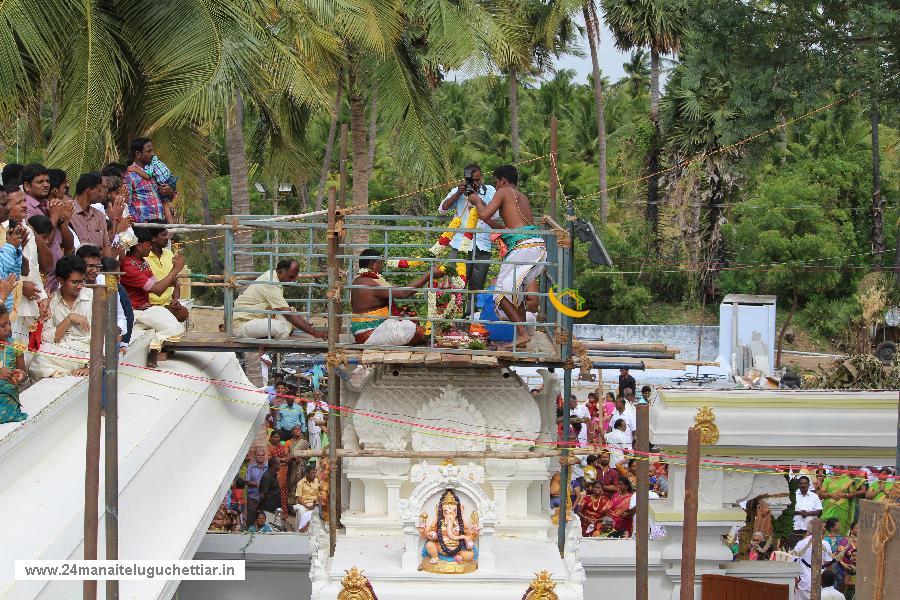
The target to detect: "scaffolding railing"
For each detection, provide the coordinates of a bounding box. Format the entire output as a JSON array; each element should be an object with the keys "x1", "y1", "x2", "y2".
[
  {"x1": 139, "y1": 205, "x2": 572, "y2": 362},
  {"x1": 224, "y1": 210, "x2": 572, "y2": 360}
]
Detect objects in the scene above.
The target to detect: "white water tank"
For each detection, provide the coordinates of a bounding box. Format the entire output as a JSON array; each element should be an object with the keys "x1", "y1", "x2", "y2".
[{"x1": 717, "y1": 294, "x2": 777, "y2": 376}]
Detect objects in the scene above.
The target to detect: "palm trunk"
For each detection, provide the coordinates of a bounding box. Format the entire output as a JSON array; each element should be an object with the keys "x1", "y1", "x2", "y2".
[
  {"x1": 198, "y1": 172, "x2": 222, "y2": 274},
  {"x1": 583, "y1": 2, "x2": 609, "y2": 224},
  {"x1": 316, "y1": 72, "x2": 343, "y2": 211},
  {"x1": 870, "y1": 96, "x2": 883, "y2": 269},
  {"x1": 775, "y1": 286, "x2": 798, "y2": 370},
  {"x1": 348, "y1": 61, "x2": 369, "y2": 249},
  {"x1": 225, "y1": 87, "x2": 262, "y2": 386},
  {"x1": 509, "y1": 65, "x2": 520, "y2": 159},
  {"x1": 367, "y1": 90, "x2": 377, "y2": 179},
  {"x1": 226, "y1": 87, "x2": 252, "y2": 276},
  {"x1": 646, "y1": 47, "x2": 661, "y2": 238}
]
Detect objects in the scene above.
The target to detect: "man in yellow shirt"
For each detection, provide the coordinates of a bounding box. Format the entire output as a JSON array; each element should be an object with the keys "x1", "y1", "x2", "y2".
[
  {"x1": 294, "y1": 465, "x2": 320, "y2": 532},
  {"x1": 231, "y1": 258, "x2": 326, "y2": 340},
  {"x1": 145, "y1": 220, "x2": 188, "y2": 321}
]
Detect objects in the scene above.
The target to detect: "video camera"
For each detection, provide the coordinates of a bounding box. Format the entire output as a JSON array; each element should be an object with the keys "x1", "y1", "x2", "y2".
[{"x1": 463, "y1": 166, "x2": 485, "y2": 197}]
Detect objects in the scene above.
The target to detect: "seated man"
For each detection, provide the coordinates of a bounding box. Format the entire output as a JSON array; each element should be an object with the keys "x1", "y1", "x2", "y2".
[
  {"x1": 28, "y1": 256, "x2": 92, "y2": 380},
  {"x1": 231, "y1": 258, "x2": 325, "y2": 340},
  {"x1": 468, "y1": 165, "x2": 546, "y2": 348},
  {"x1": 350, "y1": 249, "x2": 444, "y2": 345},
  {"x1": 144, "y1": 220, "x2": 188, "y2": 322},
  {"x1": 76, "y1": 245, "x2": 129, "y2": 348},
  {"x1": 120, "y1": 227, "x2": 186, "y2": 367},
  {"x1": 293, "y1": 465, "x2": 320, "y2": 532}
]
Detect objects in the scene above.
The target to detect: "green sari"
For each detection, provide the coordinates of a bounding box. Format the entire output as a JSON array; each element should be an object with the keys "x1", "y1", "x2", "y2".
[
  {"x1": 869, "y1": 480, "x2": 895, "y2": 503},
  {"x1": 821, "y1": 475, "x2": 854, "y2": 534}
]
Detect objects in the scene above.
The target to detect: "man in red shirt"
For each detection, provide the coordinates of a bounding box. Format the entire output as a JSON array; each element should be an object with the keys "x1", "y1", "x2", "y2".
[{"x1": 120, "y1": 227, "x2": 185, "y2": 367}]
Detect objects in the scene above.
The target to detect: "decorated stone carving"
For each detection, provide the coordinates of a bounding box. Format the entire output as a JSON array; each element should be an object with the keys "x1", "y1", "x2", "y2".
[
  {"x1": 411, "y1": 386, "x2": 486, "y2": 452},
  {"x1": 693, "y1": 406, "x2": 720, "y2": 445},
  {"x1": 410, "y1": 460, "x2": 484, "y2": 484},
  {"x1": 399, "y1": 463, "x2": 499, "y2": 572}
]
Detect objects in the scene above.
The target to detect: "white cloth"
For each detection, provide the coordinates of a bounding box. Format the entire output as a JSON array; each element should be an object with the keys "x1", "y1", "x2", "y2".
[
  {"x1": 133, "y1": 305, "x2": 184, "y2": 351},
  {"x1": 439, "y1": 185, "x2": 497, "y2": 252},
  {"x1": 493, "y1": 241, "x2": 546, "y2": 320},
  {"x1": 821, "y1": 586, "x2": 845, "y2": 600},
  {"x1": 28, "y1": 288, "x2": 93, "y2": 380},
  {"x1": 572, "y1": 404, "x2": 591, "y2": 446},
  {"x1": 307, "y1": 399, "x2": 328, "y2": 449},
  {"x1": 294, "y1": 503, "x2": 315, "y2": 531},
  {"x1": 794, "y1": 535, "x2": 832, "y2": 593},
  {"x1": 793, "y1": 490, "x2": 823, "y2": 531},
  {"x1": 606, "y1": 428, "x2": 632, "y2": 467},
  {"x1": 96, "y1": 273, "x2": 128, "y2": 336},
  {"x1": 8, "y1": 221, "x2": 47, "y2": 324},
  {"x1": 362, "y1": 318, "x2": 418, "y2": 346},
  {"x1": 235, "y1": 314, "x2": 293, "y2": 339}
]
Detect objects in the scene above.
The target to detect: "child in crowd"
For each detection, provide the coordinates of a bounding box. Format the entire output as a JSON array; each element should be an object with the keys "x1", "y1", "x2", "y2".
[
  {"x1": 0, "y1": 304, "x2": 27, "y2": 423},
  {"x1": 26, "y1": 215, "x2": 54, "y2": 287}
]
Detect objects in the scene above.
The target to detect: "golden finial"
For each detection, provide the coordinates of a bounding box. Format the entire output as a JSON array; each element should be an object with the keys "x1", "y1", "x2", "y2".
[
  {"x1": 694, "y1": 405, "x2": 720, "y2": 445},
  {"x1": 441, "y1": 457, "x2": 455, "y2": 466},
  {"x1": 523, "y1": 571, "x2": 559, "y2": 600},
  {"x1": 337, "y1": 567, "x2": 376, "y2": 600}
]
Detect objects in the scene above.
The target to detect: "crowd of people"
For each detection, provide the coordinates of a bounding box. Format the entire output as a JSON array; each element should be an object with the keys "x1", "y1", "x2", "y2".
[
  {"x1": 0, "y1": 138, "x2": 191, "y2": 424},
  {"x1": 547, "y1": 368, "x2": 668, "y2": 540},
  {"x1": 725, "y1": 465, "x2": 895, "y2": 600},
  {"x1": 209, "y1": 371, "x2": 331, "y2": 534}
]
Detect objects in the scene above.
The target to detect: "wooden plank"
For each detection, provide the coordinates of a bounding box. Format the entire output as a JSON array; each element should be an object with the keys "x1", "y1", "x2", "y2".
[
  {"x1": 441, "y1": 353, "x2": 472, "y2": 366},
  {"x1": 424, "y1": 352, "x2": 442, "y2": 364}
]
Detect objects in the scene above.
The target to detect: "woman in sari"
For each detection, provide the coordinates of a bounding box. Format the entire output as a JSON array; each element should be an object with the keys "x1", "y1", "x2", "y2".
[
  {"x1": 286, "y1": 426, "x2": 310, "y2": 507},
  {"x1": 820, "y1": 470, "x2": 855, "y2": 534},
  {"x1": 609, "y1": 478, "x2": 635, "y2": 537},
  {"x1": 601, "y1": 392, "x2": 616, "y2": 433},
  {"x1": 835, "y1": 523, "x2": 857, "y2": 595},
  {"x1": 577, "y1": 482, "x2": 611, "y2": 536},
  {"x1": 267, "y1": 432, "x2": 290, "y2": 515}
]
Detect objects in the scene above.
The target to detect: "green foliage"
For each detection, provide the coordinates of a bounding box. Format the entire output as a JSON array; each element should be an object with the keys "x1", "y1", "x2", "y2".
[
  {"x1": 798, "y1": 297, "x2": 861, "y2": 349},
  {"x1": 772, "y1": 476, "x2": 799, "y2": 543}
]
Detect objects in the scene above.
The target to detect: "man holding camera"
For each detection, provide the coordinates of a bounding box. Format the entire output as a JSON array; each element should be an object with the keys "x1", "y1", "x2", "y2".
[{"x1": 439, "y1": 163, "x2": 498, "y2": 300}]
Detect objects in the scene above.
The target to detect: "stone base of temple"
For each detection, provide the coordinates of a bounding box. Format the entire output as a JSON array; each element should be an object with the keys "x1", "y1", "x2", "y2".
[{"x1": 312, "y1": 535, "x2": 584, "y2": 600}]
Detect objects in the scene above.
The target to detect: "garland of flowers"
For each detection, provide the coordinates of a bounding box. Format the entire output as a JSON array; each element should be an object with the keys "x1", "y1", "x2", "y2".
[{"x1": 429, "y1": 207, "x2": 479, "y2": 256}]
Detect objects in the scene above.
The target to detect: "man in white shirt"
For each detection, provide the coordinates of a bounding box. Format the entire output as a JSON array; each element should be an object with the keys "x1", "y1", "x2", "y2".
[
  {"x1": 819, "y1": 570, "x2": 845, "y2": 600},
  {"x1": 793, "y1": 476, "x2": 823, "y2": 539},
  {"x1": 569, "y1": 395, "x2": 591, "y2": 447},
  {"x1": 793, "y1": 532, "x2": 833, "y2": 600},
  {"x1": 439, "y1": 163, "x2": 497, "y2": 299},
  {"x1": 608, "y1": 396, "x2": 636, "y2": 438}
]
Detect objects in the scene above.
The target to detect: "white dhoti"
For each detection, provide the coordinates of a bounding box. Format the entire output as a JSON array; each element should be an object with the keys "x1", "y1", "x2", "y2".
[
  {"x1": 294, "y1": 504, "x2": 315, "y2": 531},
  {"x1": 28, "y1": 339, "x2": 90, "y2": 381},
  {"x1": 363, "y1": 319, "x2": 418, "y2": 346},
  {"x1": 493, "y1": 240, "x2": 546, "y2": 321},
  {"x1": 133, "y1": 306, "x2": 185, "y2": 350},
  {"x1": 234, "y1": 315, "x2": 293, "y2": 339}
]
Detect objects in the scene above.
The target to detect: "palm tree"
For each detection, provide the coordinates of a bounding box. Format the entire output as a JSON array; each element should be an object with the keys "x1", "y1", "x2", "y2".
[
  {"x1": 582, "y1": 0, "x2": 609, "y2": 224},
  {"x1": 621, "y1": 49, "x2": 650, "y2": 98},
  {"x1": 601, "y1": 0, "x2": 687, "y2": 237}
]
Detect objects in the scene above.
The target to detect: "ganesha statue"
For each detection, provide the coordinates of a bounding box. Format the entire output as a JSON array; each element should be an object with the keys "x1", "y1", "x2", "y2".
[{"x1": 416, "y1": 488, "x2": 481, "y2": 574}]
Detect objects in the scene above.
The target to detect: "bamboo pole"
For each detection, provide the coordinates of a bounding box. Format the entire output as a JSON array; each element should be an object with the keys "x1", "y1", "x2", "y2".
[
  {"x1": 810, "y1": 518, "x2": 824, "y2": 600},
  {"x1": 635, "y1": 402, "x2": 650, "y2": 600},
  {"x1": 549, "y1": 116, "x2": 558, "y2": 221},
  {"x1": 326, "y1": 187, "x2": 341, "y2": 556},
  {"x1": 103, "y1": 274, "x2": 120, "y2": 600},
  {"x1": 83, "y1": 282, "x2": 108, "y2": 600},
  {"x1": 679, "y1": 427, "x2": 700, "y2": 600}
]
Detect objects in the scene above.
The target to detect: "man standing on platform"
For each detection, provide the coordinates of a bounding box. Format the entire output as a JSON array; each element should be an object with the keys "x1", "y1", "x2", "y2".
[
  {"x1": 231, "y1": 258, "x2": 326, "y2": 340},
  {"x1": 439, "y1": 163, "x2": 497, "y2": 299},
  {"x1": 467, "y1": 165, "x2": 545, "y2": 349},
  {"x1": 792, "y1": 476, "x2": 823, "y2": 546},
  {"x1": 618, "y1": 367, "x2": 636, "y2": 398}
]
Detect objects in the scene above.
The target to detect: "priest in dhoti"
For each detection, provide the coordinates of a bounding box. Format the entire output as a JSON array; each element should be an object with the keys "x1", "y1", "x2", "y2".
[{"x1": 350, "y1": 249, "x2": 445, "y2": 345}]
